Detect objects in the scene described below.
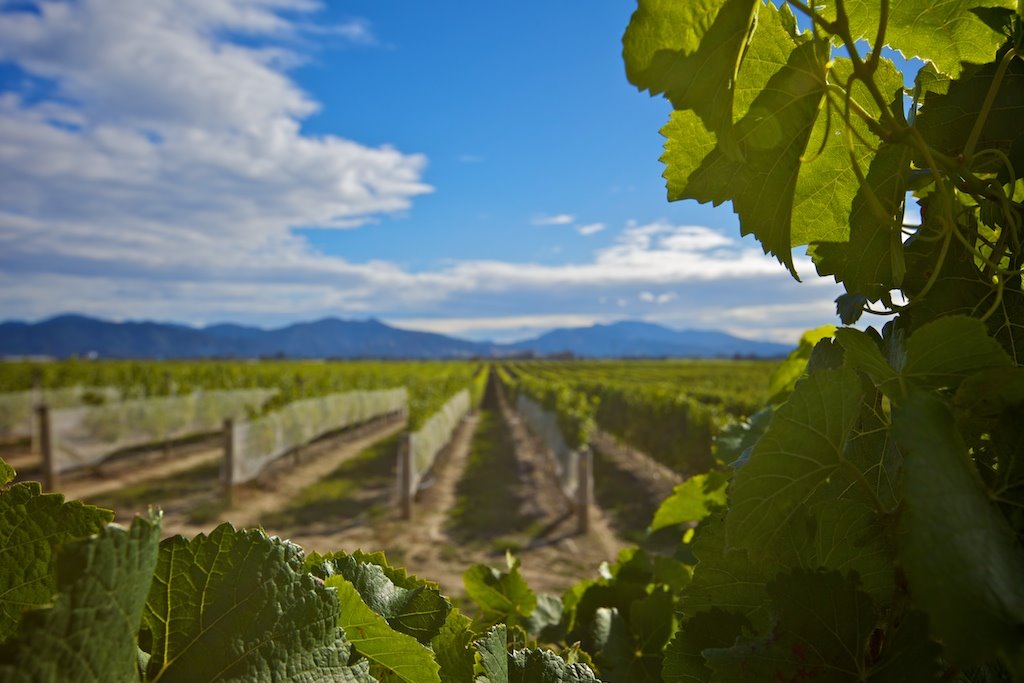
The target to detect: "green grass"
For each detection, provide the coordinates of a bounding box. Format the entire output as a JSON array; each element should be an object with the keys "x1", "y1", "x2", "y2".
[
  {"x1": 260, "y1": 432, "x2": 400, "y2": 531},
  {"x1": 446, "y1": 408, "x2": 536, "y2": 546}
]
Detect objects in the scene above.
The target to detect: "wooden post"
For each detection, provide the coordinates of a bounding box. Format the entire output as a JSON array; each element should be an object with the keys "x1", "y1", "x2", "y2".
[
  {"x1": 399, "y1": 433, "x2": 414, "y2": 520},
  {"x1": 30, "y1": 376, "x2": 42, "y2": 455},
  {"x1": 576, "y1": 445, "x2": 592, "y2": 534},
  {"x1": 222, "y1": 418, "x2": 235, "y2": 507},
  {"x1": 37, "y1": 405, "x2": 56, "y2": 492}
]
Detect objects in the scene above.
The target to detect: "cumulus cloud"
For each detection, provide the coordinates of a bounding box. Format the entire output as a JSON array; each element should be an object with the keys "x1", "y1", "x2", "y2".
[
  {"x1": 577, "y1": 222, "x2": 605, "y2": 236},
  {"x1": 0, "y1": 0, "x2": 430, "y2": 284},
  {"x1": 531, "y1": 213, "x2": 575, "y2": 226}
]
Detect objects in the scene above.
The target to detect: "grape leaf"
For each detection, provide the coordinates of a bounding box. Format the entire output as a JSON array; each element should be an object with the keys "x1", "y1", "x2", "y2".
[
  {"x1": 0, "y1": 482, "x2": 113, "y2": 640},
  {"x1": 432, "y1": 608, "x2": 476, "y2": 683},
  {"x1": 662, "y1": 609, "x2": 753, "y2": 683},
  {"x1": 473, "y1": 624, "x2": 602, "y2": 683},
  {"x1": 835, "y1": 328, "x2": 898, "y2": 386},
  {"x1": 323, "y1": 574, "x2": 441, "y2": 683},
  {"x1": 893, "y1": 391, "x2": 1024, "y2": 669},
  {"x1": 308, "y1": 551, "x2": 450, "y2": 644},
  {"x1": 0, "y1": 515, "x2": 160, "y2": 683},
  {"x1": 766, "y1": 325, "x2": 837, "y2": 403},
  {"x1": 463, "y1": 557, "x2": 537, "y2": 629},
  {"x1": 902, "y1": 315, "x2": 1012, "y2": 391},
  {"x1": 0, "y1": 459, "x2": 13, "y2": 486},
  {"x1": 838, "y1": 0, "x2": 1014, "y2": 77},
  {"x1": 726, "y1": 368, "x2": 865, "y2": 556},
  {"x1": 622, "y1": 0, "x2": 758, "y2": 135},
  {"x1": 916, "y1": 48, "x2": 1024, "y2": 167},
  {"x1": 649, "y1": 471, "x2": 729, "y2": 531},
  {"x1": 140, "y1": 523, "x2": 364, "y2": 682},
  {"x1": 704, "y1": 569, "x2": 875, "y2": 682},
  {"x1": 661, "y1": 2, "x2": 829, "y2": 274},
  {"x1": 793, "y1": 58, "x2": 906, "y2": 250}
]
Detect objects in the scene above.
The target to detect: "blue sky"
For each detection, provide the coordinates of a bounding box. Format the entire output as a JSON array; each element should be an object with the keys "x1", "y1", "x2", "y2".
[{"x1": 0, "y1": 0, "x2": 845, "y2": 342}]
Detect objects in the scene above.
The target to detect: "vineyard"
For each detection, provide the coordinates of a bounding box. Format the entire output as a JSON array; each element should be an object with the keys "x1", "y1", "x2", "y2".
[{"x1": 3, "y1": 0, "x2": 1024, "y2": 680}]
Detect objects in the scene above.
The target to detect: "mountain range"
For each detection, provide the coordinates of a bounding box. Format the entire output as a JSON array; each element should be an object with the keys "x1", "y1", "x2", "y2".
[{"x1": 0, "y1": 314, "x2": 792, "y2": 359}]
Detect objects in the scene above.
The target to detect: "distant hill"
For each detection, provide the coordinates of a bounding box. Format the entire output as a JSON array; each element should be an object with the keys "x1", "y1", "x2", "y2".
[
  {"x1": 0, "y1": 315, "x2": 792, "y2": 359},
  {"x1": 504, "y1": 320, "x2": 791, "y2": 358}
]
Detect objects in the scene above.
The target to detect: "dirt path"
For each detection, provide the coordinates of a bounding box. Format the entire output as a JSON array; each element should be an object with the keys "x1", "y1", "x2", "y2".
[{"x1": 270, "y1": 376, "x2": 626, "y2": 598}]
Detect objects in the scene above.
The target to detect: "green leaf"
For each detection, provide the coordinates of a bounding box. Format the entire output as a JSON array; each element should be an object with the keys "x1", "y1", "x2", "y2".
[
  {"x1": 324, "y1": 574, "x2": 441, "y2": 683},
  {"x1": 704, "y1": 569, "x2": 875, "y2": 682},
  {"x1": 893, "y1": 391, "x2": 1024, "y2": 669},
  {"x1": 917, "y1": 43, "x2": 1024, "y2": 163},
  {"x1": 0, "y1": 515, "x2": 160, "y2": 683},
  {"x1": 622, "y1": 0, "x2": 758, "y2": 134},
  {"x1": 432, "y1": 608, "x2": 476, "y2": 683},
  {"x1": 309, "y1": 551, "x2": 450, "y2": 644},
  {"x1": 661, "y1": 2, "x2": 829, "y2": 274},
  {"x1": 140, "y1": 523, "x2": 363, "y2": 682},
  {"x1": 794, "y1": 58, "x2": 906, "y2": 250},
  {"x1": 0, "y1": 459, "x2": 13, "y2": 486},
  {"x1": 473, "y1": 624, "x2": 602, "y2": 683},
  {"x1": 767, "y1": 324, "x2": 836, "y2": 403},
  {"x1": 523, "y1": 594, "x2": 564, "y2": 643},
  {"x1": 682, "y1": 513, "x2": 773, "y2": 632},
  {"x1": 902, "y1": 315, "x2": 1012, "y2": 391},
  {"x1": 0, "y1": 482, "x2": 113, "y2": 640},
  {"x1": 726, "y1": 368, "x2": 865, "y2": 557},
  {"x1": 463, "y1": 557, "x2": 537, "y2": 629},
  {"x1": 838, "y1": 0, "x2": 1014, "y2": 77},
  {"x1": 649, "y1": 471, "x2": 728, "y2": 532},
  {"x1": 662, "y1": 609, "x2": 752, "y2": 683},
  {"x1": 836, "y1": 327, "x2": 898, "y2": 386}
]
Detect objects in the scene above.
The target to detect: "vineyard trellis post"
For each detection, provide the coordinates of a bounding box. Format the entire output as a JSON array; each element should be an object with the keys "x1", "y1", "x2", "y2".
[
  {"x1": 36, "y1": 404, "x2": 56, "y2": 492},
  {"x1": 222, "y1": 418, "x2": 235, "y2": 507}
]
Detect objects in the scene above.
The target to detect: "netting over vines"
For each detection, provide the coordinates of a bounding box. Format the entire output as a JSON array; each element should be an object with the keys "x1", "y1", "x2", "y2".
[
  {"x1": 49, "y1": 389, "x2": 275, "y2": 473},
  {"x1": 514, "y1": 393, "x2": 579, "y2": 499},
  {"x1": 231, "y1": 388, "x2": 407, "y2": 484},
  {"x1": 407, "y1": 388, "x2": 470, "y2": 488}
]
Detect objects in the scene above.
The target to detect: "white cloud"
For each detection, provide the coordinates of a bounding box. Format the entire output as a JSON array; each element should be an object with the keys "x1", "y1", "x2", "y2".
[
  {"x1": 0, "y1": 0, "x2": 431, "y2": 285},
  {"x1": 577, "y1": 222, "x2": 605, "y2": 236},
  {"x1": 531, "y1": 213, "x2": 575, "y2": 226}
]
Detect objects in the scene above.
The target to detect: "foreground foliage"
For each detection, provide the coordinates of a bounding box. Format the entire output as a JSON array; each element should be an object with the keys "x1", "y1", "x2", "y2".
[{"x1": 624, "y1": 0, "x2": 1024, "y2": 678}]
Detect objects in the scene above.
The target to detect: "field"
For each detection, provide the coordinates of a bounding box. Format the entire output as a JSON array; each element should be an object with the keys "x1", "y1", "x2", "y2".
[{"x1": 0, "y1": 357, "x2": 775, "y2": 596}]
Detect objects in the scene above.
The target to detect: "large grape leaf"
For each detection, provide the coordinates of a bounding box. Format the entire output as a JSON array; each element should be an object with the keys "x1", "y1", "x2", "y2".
[
  {"x1": 725, "y1": 368, "x2": 865, "y2": 556},
  {"x1": 916, "y1": 47, "x2": 1024, "y2": 169},
  {"x1": 0, "y1": 481, "x2": 113, "y2": 640},
  {"x1": 766, "y1": 325, "x2": 836, "y2": 403},
  {"x1": 838, "y1": 0, "x2": 1014, "y2": 76},
  {"x1": 900, "y1": 315, "x2": 1012, "y2": 391},
  {"x1": 323, "y1": 574, "x2": 441, "y2": 683},
  {"x1": 794, "y1": 58, "x2": 907, "y2": 250},
  {"x1": 622, "y1": 0, "x2": 758, "y2": 135},
  {"x1": 682, "y1": 513, "x2": 774, "y2": 632},
  {"x1": 661, "y1": 2, "x2": 829, "y2": 275},
  {"x1": 140, "y1": 524, "x2": 365, "y2": 682},
  {"x1": 893, "y1": 392, "x2": 1024, "y2": 670},
  {"x1": 662, "y1": 609, "x2": 752, "y2": 683},
  {"x1": 704, "y1": 569, "x2": 875, "y2": 682},
  {"x1": 0, "y1": 515, "x2": 160, "y2": 683},
  {"x1": 308, "y1": 551, "x2": 450, "y2": 644}
]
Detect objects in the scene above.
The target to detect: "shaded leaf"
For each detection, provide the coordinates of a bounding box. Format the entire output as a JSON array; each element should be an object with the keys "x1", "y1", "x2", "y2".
[
  {"x1": 893, "y1": 392, "x2": 1024, "y2": 669},
  {"x1": 0, "y1": 515, "x2": 160, "y2": 683},
  {"x1": 649, "y1": 471, "x2": 728, "y2": 532},
  {"x1": 0, "y1": 482, "x2": 112, "y2": 640}
]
